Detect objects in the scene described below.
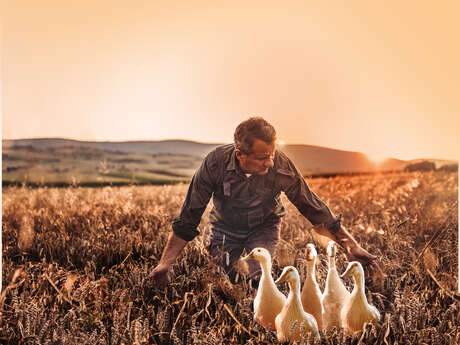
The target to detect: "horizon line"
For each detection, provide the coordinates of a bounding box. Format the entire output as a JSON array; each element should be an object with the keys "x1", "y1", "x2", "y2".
[{"x1": 2, "y1": 136, "x2": 458, "y2": 162}]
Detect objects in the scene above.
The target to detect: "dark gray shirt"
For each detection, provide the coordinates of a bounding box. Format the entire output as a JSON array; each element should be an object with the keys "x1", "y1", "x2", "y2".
[{"x1": 172, "y1": 144, "x2": 341, "y2": 241}]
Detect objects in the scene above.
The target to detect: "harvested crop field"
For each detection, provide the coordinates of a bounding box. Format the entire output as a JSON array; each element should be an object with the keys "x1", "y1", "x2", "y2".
[{"x1": 1, "y1": 170, "x2": 459, "y2": 344}]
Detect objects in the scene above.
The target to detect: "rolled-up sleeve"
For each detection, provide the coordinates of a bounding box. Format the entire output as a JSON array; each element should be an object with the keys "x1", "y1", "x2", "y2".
[
  {"x1": 278, "y1": 154, "x2": 341, "y2": 233},
  {"x1": 172, "y1": 151, "x2": 217, "y2": 241}
]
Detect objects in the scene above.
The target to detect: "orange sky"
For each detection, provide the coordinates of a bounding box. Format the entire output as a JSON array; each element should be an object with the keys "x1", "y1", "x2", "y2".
[{"x1": 2, "y1": 0, "x2": 460, "y2": 161}]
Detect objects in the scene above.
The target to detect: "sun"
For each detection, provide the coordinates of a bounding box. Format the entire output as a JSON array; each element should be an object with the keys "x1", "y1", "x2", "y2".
[{"x1": 366, "y1": 153, "x2": 388, "y2": 165}]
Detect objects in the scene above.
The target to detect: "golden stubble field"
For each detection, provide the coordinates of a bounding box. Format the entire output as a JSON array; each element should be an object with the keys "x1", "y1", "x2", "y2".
[{"x1": 1, "y1": 171, "x2": 458, "y2": 344}]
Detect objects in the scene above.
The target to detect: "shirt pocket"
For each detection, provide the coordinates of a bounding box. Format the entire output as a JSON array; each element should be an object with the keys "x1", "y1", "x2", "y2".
[
  {"x1": 247, "y1": 207, "x2": 264, "y2": 229},
  {"x1": 256, "y1": 187, "x2": 279, "y2": 209}
]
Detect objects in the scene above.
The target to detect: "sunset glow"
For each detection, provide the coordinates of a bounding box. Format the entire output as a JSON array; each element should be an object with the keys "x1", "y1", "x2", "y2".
[
  {"x1": 3, "y1": 1, "x2": 459, "y2": 161},
  {"x1": 366, "y1": 153, "x2": 389, "y2": 165}
]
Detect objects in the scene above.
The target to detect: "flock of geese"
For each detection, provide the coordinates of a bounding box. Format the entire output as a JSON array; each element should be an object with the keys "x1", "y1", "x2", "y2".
[{"x1": 241, "y1": 241, "x2": 380, "y2": 343}]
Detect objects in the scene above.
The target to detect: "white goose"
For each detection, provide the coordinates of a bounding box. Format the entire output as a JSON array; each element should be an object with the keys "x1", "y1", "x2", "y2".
[
  {"x1": 275, "y1": 266, "x2": 320, "y2": 343},
  {"x1": 300, "y1": 243, "x2": 324, "y2": 330},
  {"x1": 241, "y1": 247, "x2": 286, "y2": 330},
  {"x1": 322, "y1": 241, "x2": 350, "y2": 330},
  {"x1": 340, "y1": 261, "x2": 380, "y2": 333}
]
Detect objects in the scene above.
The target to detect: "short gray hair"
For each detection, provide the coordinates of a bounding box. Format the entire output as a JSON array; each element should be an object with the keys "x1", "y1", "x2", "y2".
[{"x1": 234, "y1": 117, "x2": 277, "y2": 154}]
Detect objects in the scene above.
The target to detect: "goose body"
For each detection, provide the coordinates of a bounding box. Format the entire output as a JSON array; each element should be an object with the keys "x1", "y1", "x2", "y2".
[
  {"x1": 300, "y1": 243, "x2": 324, "y2": 330},
  {"x1": 241, "y1": 248, "x2": 286, "y2": 329},
  {"x1": 322, "y1": 241, "x2": 350, "y2": 330},
  {"x1": 275, "y1": 266, "x2": 319, "y2": 343},
  {"x1": 340, "y1": 261, "x2": 380, "y2": 333}
]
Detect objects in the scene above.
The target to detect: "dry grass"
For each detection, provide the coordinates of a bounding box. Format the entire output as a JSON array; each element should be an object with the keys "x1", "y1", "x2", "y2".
[{"x1": 1, "y1": 171, "x2": 458, "y2": 344}]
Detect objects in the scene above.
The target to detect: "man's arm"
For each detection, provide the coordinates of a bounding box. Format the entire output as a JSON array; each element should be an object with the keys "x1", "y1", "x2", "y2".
[
  {"x1": 147, "y1": 150, "x2": 218, "y2": 288},
  {"x1": 312, "y1": 224, "x2": 376, "y2": 266},
  {"x1": 277, "y1": 151, "x2": 377, "y2": 267},
  {"x1": 147, "y1": 233, "x2": 187, "y2": 288}
]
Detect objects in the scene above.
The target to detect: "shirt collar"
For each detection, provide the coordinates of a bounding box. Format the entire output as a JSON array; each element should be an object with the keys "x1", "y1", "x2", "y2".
[
  {"x1": 226, "y1": 146, "x2": 238, "y2": 171},
  {"x1": 226, "y1": 146, "x2": 250, "y2": 180},
  {"x1": 226, "y1": 146, "x2": 279, "y2": 176}
]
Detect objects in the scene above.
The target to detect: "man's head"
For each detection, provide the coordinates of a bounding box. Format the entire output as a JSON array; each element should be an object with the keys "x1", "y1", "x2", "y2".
[{"x1": 234, "y1": 117, "x2": 277, "y2": 175}]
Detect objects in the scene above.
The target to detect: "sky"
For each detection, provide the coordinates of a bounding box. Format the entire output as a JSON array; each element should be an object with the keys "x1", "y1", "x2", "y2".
[{"x1": 2, "y1": 0, "x2": 460, "y2": 161}]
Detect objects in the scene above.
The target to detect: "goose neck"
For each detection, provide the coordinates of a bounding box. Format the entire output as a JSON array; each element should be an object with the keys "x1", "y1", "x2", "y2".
[
  {"x1": 306, "y1": 260, "x2": 317, "y2": 280},
  {"x1": 353, "y1": 274, "x2": 366, "y2": 296},
  {"x1": 328, "y1": 255, "x2": 336, "y2": 269},
  {"x1": 259, "y1": 259, "x2": 272, "y2": 275},
  {"x1": 288, "y1": 280, "x2": 303, "y2": 306}
]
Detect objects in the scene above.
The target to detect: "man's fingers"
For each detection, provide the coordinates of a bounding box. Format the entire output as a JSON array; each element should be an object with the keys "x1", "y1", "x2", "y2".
[
  {"x1": 363, "y1": 260, "x2": 386, "y2": 282},
  {"x1": 146, "y1": 266, "x2": 170, "y2": 290},
  {"x1": 363, "y1": 255, "x2": 377, "y2": 265},
  {"x1": 368, "y1": 252, "x2": 377, "y2": 261},
  {"x1": 370, "y1": 261, "x2": 385, "y2": 277},
  {"x1": 154, "y1": 279, "x2": 167, "y2": 290}
]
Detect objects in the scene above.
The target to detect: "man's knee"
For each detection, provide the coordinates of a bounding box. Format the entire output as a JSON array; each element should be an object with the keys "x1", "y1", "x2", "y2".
[
  {"x1": 247, "y1": 230, "x2": 279, "y2": 257},
  {"x1": 244, "y1": 226, "x2": 280, "y2": 279}
]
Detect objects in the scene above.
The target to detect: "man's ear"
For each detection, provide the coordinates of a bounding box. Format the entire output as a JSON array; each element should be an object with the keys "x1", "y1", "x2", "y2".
[{"x1": 235, "y1": 149, "x2": 244, "y2": 159}]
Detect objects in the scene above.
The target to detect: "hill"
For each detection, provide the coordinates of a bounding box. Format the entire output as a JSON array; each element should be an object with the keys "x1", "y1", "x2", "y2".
[
  {"x1": 3, "y1": 138, "x2": 220, "y2": 157},
  {"x1": 2, "y1": 138, "x2": 456, "y2": 186},
  {"x1": 280, "y1": 144, "x2": 406, "y2": 174}
]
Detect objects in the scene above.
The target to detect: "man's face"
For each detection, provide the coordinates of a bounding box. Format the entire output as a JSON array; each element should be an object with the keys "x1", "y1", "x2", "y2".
[{"x1": 236, "y1": 139, "x2": 275, "y2": 175}]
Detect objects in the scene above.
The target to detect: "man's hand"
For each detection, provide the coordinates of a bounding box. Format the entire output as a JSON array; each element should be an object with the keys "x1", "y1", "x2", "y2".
[
  {"x1": 147, "y1": 263, "x2": 171, "y2": 289},
  {"x1": 313, "y1": 224, "x2": 384, "y2": 279},
  {"x1": 146, "y1": 233, "x2": 187, "y2": 290},
  {"x1": 346, "y1": 244, "x2": 376, "y2": 266},
  {"x1": 347, "y1": 244, "x2": 385, "y2": 282}
]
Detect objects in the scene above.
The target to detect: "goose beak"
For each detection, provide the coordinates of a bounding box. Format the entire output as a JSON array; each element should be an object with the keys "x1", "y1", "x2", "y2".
[
  {"x1": 241, "y1": 251, "x2": 254, "y2": 261},
  {"x1": 306, "y1": 244, "x2": 316, "y2": 261},
  {"x1": 275, "y1": 267, "x2": 292, "y2": 284},
  {"x1": 341, "y1": 263, "x2": 355, "y2": 279},
  {"x1": 275, "y1": 273, "x2": 286, "y2": 284},
  {"x1": 327, "y1": 241, "x2": 336, "y2": 257}
]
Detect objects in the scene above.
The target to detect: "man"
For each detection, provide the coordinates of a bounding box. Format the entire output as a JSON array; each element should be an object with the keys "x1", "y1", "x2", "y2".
[{"x1": 148, "y1": 117, "x2": 377, "y2": 288}]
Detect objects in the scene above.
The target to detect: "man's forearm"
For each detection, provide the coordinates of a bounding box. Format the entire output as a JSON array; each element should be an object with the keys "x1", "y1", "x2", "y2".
[
  {"x1": 312, "y1": 224, "x2": 358, "y2": 251},
  {"x1": 312, "y1": 224, "x2": 377, "y2": 267},
  {"x1": 159, "y1": 232, "x2": 188, "y2": 266}
]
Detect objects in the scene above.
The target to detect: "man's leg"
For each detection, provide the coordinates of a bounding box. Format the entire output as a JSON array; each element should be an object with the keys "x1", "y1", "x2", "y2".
[
  {"x1": 207, "y1": 224, "x2": 247, "y2": 283},
  {"x1": 245, "y1": 222, "x2": 280, "y2": 279}
]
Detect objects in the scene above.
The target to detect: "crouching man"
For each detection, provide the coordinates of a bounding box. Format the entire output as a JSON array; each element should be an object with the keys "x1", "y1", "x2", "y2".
[{"x1": 148, "y1": 117, "x2": 377, "y2": 288}]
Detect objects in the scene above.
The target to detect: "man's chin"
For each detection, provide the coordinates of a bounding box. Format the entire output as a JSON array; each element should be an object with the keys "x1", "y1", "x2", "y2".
[{"x1": 255, "y1": 168, "x2": 269, "y2": 175}]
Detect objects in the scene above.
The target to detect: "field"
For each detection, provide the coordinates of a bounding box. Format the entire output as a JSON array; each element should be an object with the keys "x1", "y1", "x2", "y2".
[
  {"x1": 2, "y1": 144, "x2": 201, "y2": 186},
  {"x1": 1, "y1": 170, "x2": 458, "y2": 344}
]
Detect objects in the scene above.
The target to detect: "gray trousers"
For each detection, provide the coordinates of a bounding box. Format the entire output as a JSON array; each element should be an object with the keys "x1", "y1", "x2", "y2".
[{"x1": 207, "y1": 221, "x2": 280, "y2": 283}]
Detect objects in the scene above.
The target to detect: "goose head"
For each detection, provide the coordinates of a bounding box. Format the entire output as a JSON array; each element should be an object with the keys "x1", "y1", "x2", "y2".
[
  {"x1": 275, "y1": 266, "x2": 300, "y2": 285},
  {"x1": 241, "y1": 247, "x2": 271, "y2": 263},
  {"x1": 306, "y1": 243, "x2": 317, "y2": 262},
  {"x1": 326, "y1": 241, "x2": 337, "y2": 258},
  {"x1": 341, "y1": 261, "x2": 364, "y2": 280}
]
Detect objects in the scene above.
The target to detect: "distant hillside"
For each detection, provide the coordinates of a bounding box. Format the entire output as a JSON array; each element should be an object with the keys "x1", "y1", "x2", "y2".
[
  {"x1": 2, "y1": 139, "x2": 210, "y2": 186},
  {"x1": 280, "y1": 144, "x2": 406, "y2": 174},
  {"x1": 3, "y1": 138, "x2": 220, "y2": 157},
  {"x1": 3, "y1": 138, "x2": 456, "y2": 186}
]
